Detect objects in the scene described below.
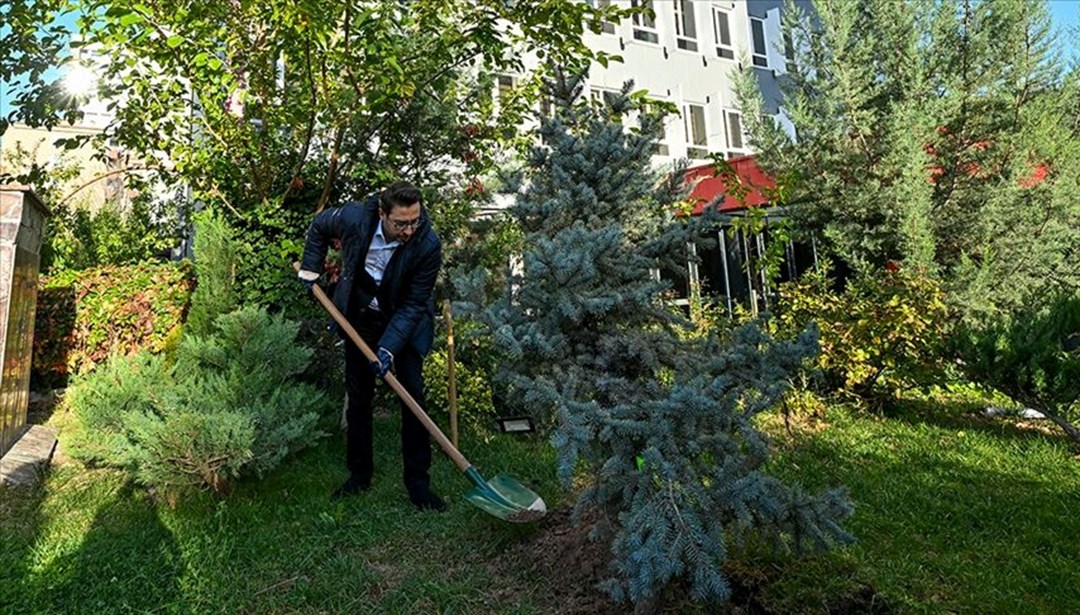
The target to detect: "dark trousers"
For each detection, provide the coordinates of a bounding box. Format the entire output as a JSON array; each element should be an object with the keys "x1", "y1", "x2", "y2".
[{"x1": 343, "y1": 307, "x2": 433, "y2": 489}]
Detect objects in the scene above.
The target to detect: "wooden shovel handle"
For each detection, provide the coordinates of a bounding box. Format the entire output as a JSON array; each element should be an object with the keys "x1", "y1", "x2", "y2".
[
  {"x1": 444, "y1": 299, "x2": 459, "y2": 449},
  {"x1": 294, "y1": 263, "x2": 471, "y2": 473}
]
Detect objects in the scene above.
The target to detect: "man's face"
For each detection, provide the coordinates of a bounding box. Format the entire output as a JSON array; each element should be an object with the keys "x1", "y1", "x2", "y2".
[{"x1": 380, "y1": 202, "x2": 422, "y2": 243}]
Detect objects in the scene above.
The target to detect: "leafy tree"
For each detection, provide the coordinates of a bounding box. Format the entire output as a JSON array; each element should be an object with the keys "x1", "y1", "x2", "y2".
[
  {"x1": 462, "y1": 74, "x2": 852, "y2": 609},
  {"x1": 734, "y1": 0, "x2": 1080, "y2": 324},
  {"x1": 773, "y1": 262, "x2": 951, "y2": 406},
  {"x1": 0, "y1": 143, "x2": 180, "y2": 271},
  {"x1": 0, "y1": 0, "x2": 81, "y2": 140},
  {"x1": 4, "y1": 0, "x2": 635, "y2": 310}
]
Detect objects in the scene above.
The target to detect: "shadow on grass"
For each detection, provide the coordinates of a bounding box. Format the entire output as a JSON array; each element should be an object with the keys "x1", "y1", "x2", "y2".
[
  {"x1": 884, "y1": 396, "x2": 1071, "y2": 448},
  {"x1": 26, "y1": 480, "x2": 185, "y2": 612},
  {"x1": 0, "y1": 480, "x2": 49, "y2": 610}
]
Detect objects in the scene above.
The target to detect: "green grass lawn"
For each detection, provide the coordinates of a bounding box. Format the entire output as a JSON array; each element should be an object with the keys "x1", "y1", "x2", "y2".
[
  {"x1": 749, "y1": 397, "x2": 1080, "y2": 613},
  {"x1": 1, "y1": 412, "x2": 563, "y2": 614},
  {"x1": 3, "y1": 396, "x2": 1080, "y2": 613}
]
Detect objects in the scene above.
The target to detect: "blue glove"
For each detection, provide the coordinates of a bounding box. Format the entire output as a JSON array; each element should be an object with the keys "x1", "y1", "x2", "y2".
[{"x1": 369, "y1": 347, "x2": 394, "y2": 377}]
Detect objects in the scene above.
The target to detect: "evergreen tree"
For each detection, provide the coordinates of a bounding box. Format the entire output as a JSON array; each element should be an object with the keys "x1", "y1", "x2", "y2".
[
  {"x1": 463, "y1": 74, "x2": 853, "y2": 608},
  {"x1": 186, "y1": 209, "x2": 239, "y2": 337},
  {"x1": 65, "y1": 306, "x2": 328, "y2": 495},
  {"x1": 734, "y1": 0, "x2": 1080, "y2": 324}
]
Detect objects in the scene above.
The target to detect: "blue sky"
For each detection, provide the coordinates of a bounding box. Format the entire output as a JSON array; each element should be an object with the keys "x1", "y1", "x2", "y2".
[{"x1": 1048, "y1": 0, "x2": 1080, "y2": 62}]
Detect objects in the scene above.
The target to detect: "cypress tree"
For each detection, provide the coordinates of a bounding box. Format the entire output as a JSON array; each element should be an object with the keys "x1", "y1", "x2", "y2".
[
  {"x1": 463, "y1": 74, "x2": 853, "y2": 607},
  {"x1": 734, "y1": 0, "x2": 1080, "y2": 323}
]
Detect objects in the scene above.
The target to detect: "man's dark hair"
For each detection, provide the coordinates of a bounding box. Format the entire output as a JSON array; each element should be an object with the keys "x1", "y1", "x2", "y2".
[{"x1": 380, "y1": 181, "x2": 422, "y2": 213}]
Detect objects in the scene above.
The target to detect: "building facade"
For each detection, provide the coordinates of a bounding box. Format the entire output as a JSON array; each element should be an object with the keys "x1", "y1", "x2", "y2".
[
  {"x1": 574, "y1": 1, "x2": 813, "y2": 315},
  {"x1": 580, "y1": 0, "x2": 798, "y2": 165}
]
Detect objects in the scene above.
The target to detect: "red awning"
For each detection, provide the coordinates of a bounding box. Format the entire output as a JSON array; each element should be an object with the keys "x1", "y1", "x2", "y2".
[{"x1": 684, "y1": 154, "x2": 775, "y2": 215}]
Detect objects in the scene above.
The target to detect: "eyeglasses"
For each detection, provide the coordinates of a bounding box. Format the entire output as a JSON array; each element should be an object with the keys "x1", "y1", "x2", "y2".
[{"x1": 385, "y1": 217, "x2": 421, "y2": 231}]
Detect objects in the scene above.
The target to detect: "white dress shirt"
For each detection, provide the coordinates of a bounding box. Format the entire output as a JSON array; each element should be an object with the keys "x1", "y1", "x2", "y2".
[{"x1": 364, "y1": 220, "x2": 400, "y2": 311}]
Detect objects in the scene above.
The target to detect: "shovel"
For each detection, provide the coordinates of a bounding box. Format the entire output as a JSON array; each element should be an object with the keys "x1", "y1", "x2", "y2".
[{"x1": 296, "y1": 264, "x2": 546, "y2": 523}]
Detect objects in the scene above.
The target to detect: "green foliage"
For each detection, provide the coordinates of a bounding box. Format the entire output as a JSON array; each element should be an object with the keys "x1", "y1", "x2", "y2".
[
  {"x1": 62, "y1": 351, "x2": 164, "y2": 467},
  {"x1": 773, "y1": 264, "x2": 950, "y2": 405},
  {"x1": 42, "y1": 196, "x2": 181, "y2": 272},
  {"x1": 682, "y1": 280, "x2": 732, "y2": 341},
  {"x1": 954, "y1": 292, "x2": 1080, "y2": 443},
  {"x1": 0, "y1": 0, "x2": 79, "y2": 137},
  {"x1": 186, "y1": 209, "x2": 239, "y2": 337},
  {"x1": 734, "y1": 0, "x2": 1080, "y2": 324},
  {"x1": 64, "y1": 306, "x2": 329, "y2": 494},
  {"x1": 1, "y1": 143, "x2": 182, "y2": 272},
  {"x1": 423, "y1": 346, "x2": 497, "y2": 443},
  {"x1": 32, "y1": 261, "x2": 194, "y2": 388},
  {"x1": 463, "y1": 74, "x2": 852, "y2": 607},
  {"x1": 4, "y1": 0, "x2": 634, "y2": 317},
  {"x1": 443, "y1": 212, "x2": 526, "y2": 304}
]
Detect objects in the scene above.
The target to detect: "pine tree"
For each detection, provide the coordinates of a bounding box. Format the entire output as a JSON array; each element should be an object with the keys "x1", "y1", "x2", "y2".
[
  {"x1": 734, "y1": 0, "x2": 1080, "y2": 324},
  {"x1": 463, "y1": 74, "x2": 853, "y2": 607}
]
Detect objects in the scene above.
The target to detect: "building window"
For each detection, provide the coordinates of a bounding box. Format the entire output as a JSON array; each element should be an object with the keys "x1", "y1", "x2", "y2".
[
  {"x1": 683, "y1": 103, "x2": 707, "y2": 159},
  {"x1": 635, "y1": 98, "x2": 669, "y2": 154},
  {"x1": 497, "y1": 75, "x2": 515, "y2": 103},
  {"x1": 631, "y1": 0, "x2": 659, "y2": 44},
  {"x1": 750, "y1": 17, "x2": 768, "y2": 67},
  {"x1": 783, "y1": 31, "x2": 796, "y2": 71},
  {"x1": 724, "y1": 109, "x2": 745, "y2": 151},
  {"x1": 712, "y1": 6, "x2": 735, "y2": 60},
  {"x1": 673, "y1": 0, "x2": 698, "y2": 52},
  {"x1": 587, "y1": 0, "x2": 616, "y2": 35},
  {"x1": 590, "y1": 87, "x2": 620, "y2": 108}
]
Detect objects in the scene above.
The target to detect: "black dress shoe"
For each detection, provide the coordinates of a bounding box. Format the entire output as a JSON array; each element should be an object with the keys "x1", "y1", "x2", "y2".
[
  {"x1": 408, "y1": 485, "x2": 447, "y2": 512},
  {"x1": 331, "y1": 475, "x2": 371, "y2": 500}
]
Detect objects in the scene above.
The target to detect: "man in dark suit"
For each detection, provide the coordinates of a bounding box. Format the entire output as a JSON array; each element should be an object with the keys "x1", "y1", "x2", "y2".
[{"x1": 298, "y1": 181, "x2": 445, "y2": 511}]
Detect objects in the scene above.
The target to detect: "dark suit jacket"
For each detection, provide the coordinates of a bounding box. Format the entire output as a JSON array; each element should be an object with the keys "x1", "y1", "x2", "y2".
[{"x1": 301, "y1": 196, "x2": 441, "y2": 356}]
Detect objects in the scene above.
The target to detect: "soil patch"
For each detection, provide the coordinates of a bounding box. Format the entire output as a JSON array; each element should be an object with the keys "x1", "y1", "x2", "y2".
[
  {"x1": 489, "y1": 504, "x2": 892, "y2": 614},
  {"x1": 488, "y1": 506, "x2": 620, "y2": 614}
]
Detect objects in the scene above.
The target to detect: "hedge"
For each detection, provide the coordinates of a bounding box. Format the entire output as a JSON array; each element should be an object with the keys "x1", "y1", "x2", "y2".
[{"x1": 32, "y1": 262, "x2": 195, "y2": 389}]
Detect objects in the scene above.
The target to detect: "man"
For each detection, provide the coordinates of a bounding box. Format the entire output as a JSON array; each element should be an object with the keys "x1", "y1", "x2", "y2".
[{"x1": 298, "y1": 181, "x2": 445, "y2": 511}]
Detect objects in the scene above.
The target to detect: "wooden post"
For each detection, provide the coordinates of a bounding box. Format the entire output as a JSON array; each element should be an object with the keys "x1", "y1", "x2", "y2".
[{"x1": 444, "y1": 300, "x2": 459, "y2": 449}]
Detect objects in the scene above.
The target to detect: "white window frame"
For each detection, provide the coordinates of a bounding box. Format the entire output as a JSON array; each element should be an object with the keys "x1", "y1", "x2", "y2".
[
  {"x1": 493, "y1": 74, "x2": 517, "y2": 117},
  {"x1": 637, "y1": 98, "x2": 671, "y2": 156},
  {"x1": 723, "y1": 108, "x2": 746, "y2": 153},
  {"x1": 589, "y1": 85, "x2": 620, "y2": 108},
  {"x1": 588, "y1": 0, "x2": 616, "y2": 35},
  {"x1": 673, "y1": 0, "x2": 699, "y2": 53},
  {"x1": 750, "y1": 17, "x2": 769, "y2": 68},
  {"x1": 683, "y1": 103, "x2": 708, "y2": 159},
  {"x1": 712, "y1": 6, "x2": 735, "y2": 60},
  {"x1": 631, "y1": 0, "x2": 660, "y2": 45}
]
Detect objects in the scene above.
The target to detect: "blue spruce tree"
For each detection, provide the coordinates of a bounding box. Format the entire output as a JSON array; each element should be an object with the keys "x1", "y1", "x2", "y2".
[{"x1": 464, "y1": 73, "x2": 853, "y2": 608}]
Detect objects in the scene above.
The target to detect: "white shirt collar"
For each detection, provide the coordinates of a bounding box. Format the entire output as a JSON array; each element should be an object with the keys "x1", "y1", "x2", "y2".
[{"x1": 373, "y1": 220, "x2": 400, "y2": 248}]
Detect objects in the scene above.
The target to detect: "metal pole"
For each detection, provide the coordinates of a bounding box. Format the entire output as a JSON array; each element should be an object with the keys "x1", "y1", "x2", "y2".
[
  {"x1": 743, "y1": 230, "x2": 757, "y2": 317},
  {"x1": 719, "y1": 229, "x2": 733, "y2": 318}
]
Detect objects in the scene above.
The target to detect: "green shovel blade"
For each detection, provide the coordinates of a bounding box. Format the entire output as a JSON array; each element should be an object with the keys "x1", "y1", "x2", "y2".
[{"x1": 464, "y1": 468, "x2": 546, "y2": 523}]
